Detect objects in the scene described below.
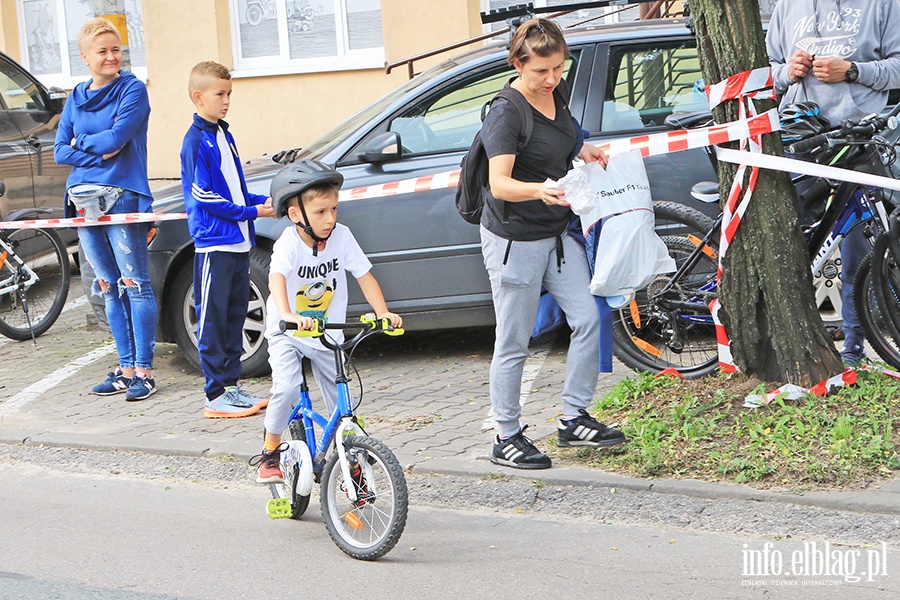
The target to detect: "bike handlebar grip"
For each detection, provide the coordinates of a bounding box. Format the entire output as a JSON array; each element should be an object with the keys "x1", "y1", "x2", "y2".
[
  {"x1": 358, "y1": 313, "x2": 404, "y2": 336},
  {"x1": 788, "y1": 133, "x2": 830, "y2": 154},
  {"x1": 278, "y1": 318, "x2": 324, "y2": 337}
]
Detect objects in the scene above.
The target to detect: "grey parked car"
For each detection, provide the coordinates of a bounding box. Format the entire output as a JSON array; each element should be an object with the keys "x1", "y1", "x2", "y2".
[
  {"x1": 0, "y1": 51, "x2": 70, "y2": 223},
  {"x1": 145, "y1": 18, "x2": 720, "y2": 377}
]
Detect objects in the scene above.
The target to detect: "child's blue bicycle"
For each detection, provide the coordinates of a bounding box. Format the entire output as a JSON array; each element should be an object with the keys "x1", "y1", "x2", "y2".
[{"x1": 266, "y1": 315, "x2": 408, "y2": 560}]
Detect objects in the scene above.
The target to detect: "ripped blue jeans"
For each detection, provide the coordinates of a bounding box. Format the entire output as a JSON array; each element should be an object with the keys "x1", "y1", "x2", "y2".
[{"x1": 78, "y1": 190, "x2": 157, "y2": 370}]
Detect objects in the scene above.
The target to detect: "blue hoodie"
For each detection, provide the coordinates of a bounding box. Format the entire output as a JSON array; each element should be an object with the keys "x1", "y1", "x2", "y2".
[
  {"x1": 766, "y1": 0, "x2": 900, "y2": 124},
  {"x1": 54, "y1": 70, "x2": 152, "y2": 214}
]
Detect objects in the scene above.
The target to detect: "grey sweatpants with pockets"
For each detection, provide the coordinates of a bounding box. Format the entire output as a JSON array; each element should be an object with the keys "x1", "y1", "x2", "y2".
[
  {"x1": 265, "y1": 332, "x2": 339, "y2": 437},
  {"x1": 480, "y1": 225, "x2": 600, "y2": 438}
]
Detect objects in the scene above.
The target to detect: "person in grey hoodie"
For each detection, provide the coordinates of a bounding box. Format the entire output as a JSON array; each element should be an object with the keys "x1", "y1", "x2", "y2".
[{"x1": 766, "y1": 0, "x2": 900, "y2": 366}]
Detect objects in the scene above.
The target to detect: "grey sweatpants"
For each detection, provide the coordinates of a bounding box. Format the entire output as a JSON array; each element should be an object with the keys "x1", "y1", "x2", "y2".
[
  {"x1": 264, "y1": 332, "x2": 339, "y2": 437},
  {"x1": 480, "y1": 225, "x2": 600, "y2": 438}
]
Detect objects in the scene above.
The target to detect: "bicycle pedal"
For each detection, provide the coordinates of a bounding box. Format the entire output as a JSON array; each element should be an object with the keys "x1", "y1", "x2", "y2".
[{"x1": 266, "y1": 497, "x2": 292, "y2": 520}]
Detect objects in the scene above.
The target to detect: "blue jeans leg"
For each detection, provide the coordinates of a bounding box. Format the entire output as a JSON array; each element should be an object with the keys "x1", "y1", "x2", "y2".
[
  {"x1": 840, "y1": 225, "x2": 868, "y2": 356},
  {"x1": 79, "y1": 191, "x2": 157, "y2": 370}
]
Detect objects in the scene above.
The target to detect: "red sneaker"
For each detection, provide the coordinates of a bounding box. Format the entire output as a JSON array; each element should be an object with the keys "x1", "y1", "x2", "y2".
[{"x1": 251, "y1": 446, "x2": 285, "y2": 484}]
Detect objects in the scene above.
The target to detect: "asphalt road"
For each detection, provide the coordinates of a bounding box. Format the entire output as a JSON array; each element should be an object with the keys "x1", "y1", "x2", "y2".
[{"x1": 3, "y1": 458, "x2": 899, "y2": 600}]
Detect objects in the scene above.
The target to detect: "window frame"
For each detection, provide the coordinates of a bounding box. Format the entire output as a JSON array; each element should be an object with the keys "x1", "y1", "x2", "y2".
[
  {"x1": 229, "y1": 0, "x2": 386, "y2": 79},
  {"x1": 15, "y1": 0, "x2": 147, "y2": 90}
]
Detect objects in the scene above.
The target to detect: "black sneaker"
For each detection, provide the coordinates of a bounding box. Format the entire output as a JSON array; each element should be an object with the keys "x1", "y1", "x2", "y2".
[
  {"x1": 558, "y1": 409, "x2": 626, "y2": 448},
  {"x1": 491, "y1": 426, "x2": 551, "y2": 470}
]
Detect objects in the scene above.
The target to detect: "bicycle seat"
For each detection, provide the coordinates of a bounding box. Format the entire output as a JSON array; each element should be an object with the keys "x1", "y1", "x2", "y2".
[
  {"x1": 665, "y1": 111, "x2": 714, "y2": 130},
  {"x1": 690, "y1": 181, "x2": 719, "y2": 203}
]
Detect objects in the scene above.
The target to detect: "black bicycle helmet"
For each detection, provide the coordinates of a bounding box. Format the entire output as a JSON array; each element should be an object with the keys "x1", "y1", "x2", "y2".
[
  {"x1": 270, "y1": 160, "x2": 343, "y2": 255},
  {"x1": 780, "y1": 102, "x2": 831, "y2": 143},
  {"x1": 270, "y1": 159, "x2": 343, "y2": 218}
]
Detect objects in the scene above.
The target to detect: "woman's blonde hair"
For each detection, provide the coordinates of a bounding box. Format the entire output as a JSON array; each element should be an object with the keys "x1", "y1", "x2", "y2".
[
  {"x1": 507, "y1": 18, "x2": 569, "y2": 67},
  {"x1": 77, "y1": 17, "x2": 121, "y2": 54}
]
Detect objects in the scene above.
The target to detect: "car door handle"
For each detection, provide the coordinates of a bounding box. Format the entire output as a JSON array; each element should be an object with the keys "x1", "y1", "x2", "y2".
[{"x1": 26, "y1": 135, "x2": 41, "y2": 149}]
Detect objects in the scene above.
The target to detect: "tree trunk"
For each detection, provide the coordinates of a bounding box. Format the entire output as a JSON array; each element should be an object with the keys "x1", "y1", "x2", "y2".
[{"x1": 690, "y1": 0, "x2": 843, "y2": 384}]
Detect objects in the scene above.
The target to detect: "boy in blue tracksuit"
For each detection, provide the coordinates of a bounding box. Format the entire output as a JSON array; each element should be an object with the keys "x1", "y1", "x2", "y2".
[{"x1": 180, "y1": 61, "x2": 275, "y2": 418}]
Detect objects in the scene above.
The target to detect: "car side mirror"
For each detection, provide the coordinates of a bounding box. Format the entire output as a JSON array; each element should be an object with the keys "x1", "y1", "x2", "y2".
[
  {"x1": 47, "y1": 87, "x2": 67, "y2": 113},
  {"x1": 357, "y1": 132, "x2": 402, "y2": 163},
  {"x1": 0, "y1": 180, "x2": 5, "y2": 197}
]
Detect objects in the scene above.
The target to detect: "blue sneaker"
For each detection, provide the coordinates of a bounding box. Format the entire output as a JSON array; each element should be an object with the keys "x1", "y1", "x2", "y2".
[
  {"x1": 125, "y1": 374, "x2": 157, "y2": 401},
  {"x1": 234, "y1": 385, "x2": 268, "y2": 410},
  {"x1": 93, "y1": 370, "x2": 130, "y2": 396},
  {"x1": 204, "y1": 388, "x2": 260, "y2": 419}
]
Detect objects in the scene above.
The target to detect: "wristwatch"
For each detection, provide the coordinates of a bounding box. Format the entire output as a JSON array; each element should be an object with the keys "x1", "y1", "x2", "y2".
[{"x1": 846, "y1": 62, "x2": 860, "y2": 83}]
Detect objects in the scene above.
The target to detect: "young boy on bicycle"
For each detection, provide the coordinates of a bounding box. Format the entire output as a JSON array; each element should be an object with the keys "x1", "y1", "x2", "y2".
[{"x1": 253, "y1": 160, "x2": 402, "y2": 483}]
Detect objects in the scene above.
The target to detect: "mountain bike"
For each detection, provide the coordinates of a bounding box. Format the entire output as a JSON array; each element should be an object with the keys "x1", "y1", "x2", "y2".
[
  {"x1": 0, "y1": 223, "x2": 71, "y2": 341},
  {"x1": 612, "y1": 106, "x2": 900, "y2": 378},
  {"x1": 262, "y1": 315, "x2": 408, "y2": 561}
]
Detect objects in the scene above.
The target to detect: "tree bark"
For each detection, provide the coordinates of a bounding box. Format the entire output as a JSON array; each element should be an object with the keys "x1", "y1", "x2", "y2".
[{"x1": 690, "y1": 0, "x2": 843, "y2": 384}]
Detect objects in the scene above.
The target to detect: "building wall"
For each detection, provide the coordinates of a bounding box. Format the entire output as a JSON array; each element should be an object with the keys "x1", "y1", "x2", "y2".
[{"x1": 1, "y1": 0, "x2": 483, "y2": 179}]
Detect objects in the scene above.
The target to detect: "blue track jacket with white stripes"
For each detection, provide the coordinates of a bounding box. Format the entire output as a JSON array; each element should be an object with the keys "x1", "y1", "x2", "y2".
[{"x1": 181, "y1": 114, "x2": 268, "y2": 249}]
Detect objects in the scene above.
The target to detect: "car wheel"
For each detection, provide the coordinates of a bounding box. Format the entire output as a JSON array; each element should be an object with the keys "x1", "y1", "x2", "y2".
[{"x1": 168, "y1": 247, "x2": 272, "y2": 378}]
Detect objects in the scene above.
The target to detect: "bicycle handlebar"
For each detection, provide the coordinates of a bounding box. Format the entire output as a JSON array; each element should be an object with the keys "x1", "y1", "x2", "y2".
[
  {"x1": 278, "y1": 314, "x2": 404, "y2": 337},
  {"x1": 787, "y1": 111, "x2": 897, "y2": 155}
]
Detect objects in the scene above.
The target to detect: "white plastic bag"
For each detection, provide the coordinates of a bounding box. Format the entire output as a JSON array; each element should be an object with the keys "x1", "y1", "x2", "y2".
[{"x1": 548, "y1": 150, "x2": 675, "y2": 305}]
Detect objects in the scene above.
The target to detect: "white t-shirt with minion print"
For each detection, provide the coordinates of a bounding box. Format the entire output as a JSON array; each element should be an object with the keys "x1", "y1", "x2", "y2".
[{"x1": 265, "y1": 223, "x2": 372, "y2": 347}]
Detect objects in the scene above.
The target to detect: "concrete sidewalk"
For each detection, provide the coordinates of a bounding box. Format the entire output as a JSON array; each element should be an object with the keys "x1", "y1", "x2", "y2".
[{"x1": 2, "y1": 292, "x2": 899, "y2": 517}]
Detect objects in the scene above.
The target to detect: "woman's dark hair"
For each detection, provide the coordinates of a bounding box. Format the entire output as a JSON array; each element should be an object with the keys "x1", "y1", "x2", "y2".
[{"x1": 507, "y1": 18, "x2": 569, "y2": 67}]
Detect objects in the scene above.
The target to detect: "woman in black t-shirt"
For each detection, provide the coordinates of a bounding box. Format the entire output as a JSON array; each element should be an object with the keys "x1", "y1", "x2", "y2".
[{"x1": 480, "y1": 18, "x2": 625, "y2": 470}]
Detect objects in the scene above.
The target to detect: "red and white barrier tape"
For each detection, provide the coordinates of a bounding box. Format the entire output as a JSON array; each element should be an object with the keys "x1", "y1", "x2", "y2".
[
  {"x1": 743, "y1": 368, "x2": 857, "y2": 408},
  {"x1": 0, "y1": 211, "x2": 188, "y2": 230},
  {"x1": 717, "y1": 147, "x2": 900, "y2": 193},
  {"x1": 705, "y1": 68, "x2": 776, "y2": 373},
  {"x1": 0, "y1": 110, "x2": 779, "y2": 231},
  {"x1": 743, "y1": 365, "x2": 900, "y2": 408}
]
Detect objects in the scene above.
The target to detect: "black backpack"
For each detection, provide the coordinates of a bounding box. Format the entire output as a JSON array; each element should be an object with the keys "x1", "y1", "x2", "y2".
[
  {"x1": 455, "y1": 87, "x2": 534, "y2": 225},
  {"x1": 455, "y1": 80, "x2": 573, "y2": 225}
]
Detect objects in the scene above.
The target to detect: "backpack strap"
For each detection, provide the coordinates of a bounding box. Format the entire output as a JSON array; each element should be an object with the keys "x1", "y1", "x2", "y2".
[{"x1": 494, "y1": 86, "x2": 534, "y2": 152}]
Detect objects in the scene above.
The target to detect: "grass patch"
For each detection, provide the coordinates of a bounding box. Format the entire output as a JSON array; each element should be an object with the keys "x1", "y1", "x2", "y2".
[{"x1": 550, "y1": 369, "x2": 900, "y2": 491}]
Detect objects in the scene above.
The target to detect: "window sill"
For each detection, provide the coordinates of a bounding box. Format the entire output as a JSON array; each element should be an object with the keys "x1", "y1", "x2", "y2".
[{"x1": 231, "y1": 53, "x2": 386, "y2": 79}]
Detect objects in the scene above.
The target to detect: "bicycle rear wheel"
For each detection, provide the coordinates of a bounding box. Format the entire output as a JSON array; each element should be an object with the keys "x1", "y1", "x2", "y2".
[
  {"x1": 269, "y1": 419, "x2": 311, "y2": 519},
  {"x1": 320, "y1": 435, "x2": 408, "y2": 560},
  {"x1": 0, "y1": 228, "x2": 70, "y2": 340},
  {"x1": 856, "y1": 235, "x2": 900, "y2": 368},
  {"x1": 612, "y1": 235, "x2": 719, "y2": 378}
]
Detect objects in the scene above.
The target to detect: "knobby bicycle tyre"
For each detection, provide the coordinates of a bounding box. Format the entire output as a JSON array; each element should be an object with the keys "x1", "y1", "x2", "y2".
[
  {"x1": 855, "y1": 235, "x2": 900, "y2": 368},
  {"x1": 269, "y1": 419, "x2": 311, "y2": 519},
  {"x1": 612, "y1": 235, "x2": 719, "y2": 378},
  {"x1": 0, "y1": 228, "x2": 70, "y2": 340},
  {"x1": 320, "y1": 435, "x2": 408, "y2": 561},
  {"x1": 652, "y1": 200, "x2": 717, "y2": 238}
]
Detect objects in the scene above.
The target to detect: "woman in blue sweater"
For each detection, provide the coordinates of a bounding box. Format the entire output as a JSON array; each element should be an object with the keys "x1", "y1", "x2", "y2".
[{"x1": 54, "y1": 17, "x2": 157, "y2": 401}]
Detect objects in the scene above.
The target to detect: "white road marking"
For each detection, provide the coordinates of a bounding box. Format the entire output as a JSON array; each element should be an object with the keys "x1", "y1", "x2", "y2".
[
  {"x1": 0, "y1": 342, "x2": 115, "y2": 415},
  {"x1": 481, "y1": 343, "x2": 551, "y2": 431}
]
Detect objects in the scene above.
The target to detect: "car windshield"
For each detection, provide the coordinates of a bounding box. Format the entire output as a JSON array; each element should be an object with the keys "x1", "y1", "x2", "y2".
[{"x1": 300, "y1": 59, "x2": 460, "y2": 159}]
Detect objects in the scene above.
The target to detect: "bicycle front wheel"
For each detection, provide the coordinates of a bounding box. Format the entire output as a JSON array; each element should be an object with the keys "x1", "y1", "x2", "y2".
[
  {"x1": 0, "y1": 228, "x2": 70, "y2": 340},
  {"x1": 320, "y1": 435, "x2": 408, "y2": 561},
  {"x1": 855, "y1": 236, "x2": 900, "y2": 368},
  {"x1": 612, "y1": 235, "x2": 719, "y2": 378}
]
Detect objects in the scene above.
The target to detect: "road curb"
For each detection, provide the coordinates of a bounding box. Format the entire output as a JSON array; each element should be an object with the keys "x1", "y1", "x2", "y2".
[{"x1": 5, "y1": 429, "x2": 900, "y2": 517}]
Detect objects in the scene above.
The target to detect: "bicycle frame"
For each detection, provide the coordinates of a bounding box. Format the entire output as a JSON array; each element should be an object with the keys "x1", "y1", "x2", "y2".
[
  {"x1": 285, "y1": 357, "x2": 364, "y2": 501},
  {"x1": 0, "y1": 234, "x2": 39, "y2": 296}
]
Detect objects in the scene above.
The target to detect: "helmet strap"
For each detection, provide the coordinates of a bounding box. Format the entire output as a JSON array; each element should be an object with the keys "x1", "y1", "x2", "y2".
[{"x1": 295, "y1": 197, "x2": 331, "y2": 257}]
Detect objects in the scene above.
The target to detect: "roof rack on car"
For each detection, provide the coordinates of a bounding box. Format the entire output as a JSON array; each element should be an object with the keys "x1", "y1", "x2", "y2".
[{"x1": 386, "y1": 0, "x2": 685, "y2": 79}]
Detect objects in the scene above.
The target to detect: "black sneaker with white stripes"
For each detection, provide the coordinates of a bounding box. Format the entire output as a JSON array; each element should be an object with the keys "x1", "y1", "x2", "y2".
[
  {"x1": 558, "y1": 409, "x2": 626, "y2": 448},
  {"x1": 491, "y1": 425, "x2": 551, "y2": 470}
]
